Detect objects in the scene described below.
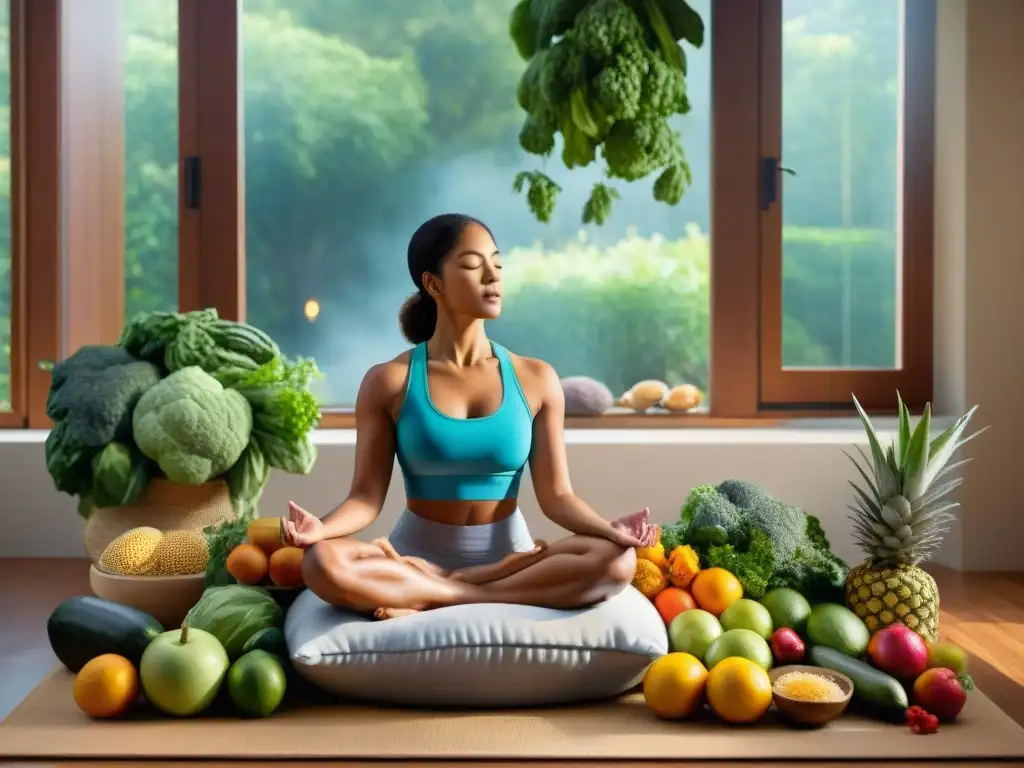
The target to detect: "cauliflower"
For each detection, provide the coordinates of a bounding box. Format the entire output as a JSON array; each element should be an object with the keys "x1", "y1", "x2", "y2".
[{"x1": 133, "y1": 366, "x2": 253, "y2": 485}]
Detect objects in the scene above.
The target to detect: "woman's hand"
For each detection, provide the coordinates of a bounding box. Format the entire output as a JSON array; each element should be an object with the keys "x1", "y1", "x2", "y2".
[
  {"x1": 281, "y1": 501, "x2": 326, "y2": 549},
  {"x1": 607, "y1": 507, "x2": 660, "y2": 549}
]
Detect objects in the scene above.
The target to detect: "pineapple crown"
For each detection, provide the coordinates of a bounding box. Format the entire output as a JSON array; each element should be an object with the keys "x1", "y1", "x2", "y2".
[{"x1": 844, "y1": 393, "x2": 987, "y2": 568}]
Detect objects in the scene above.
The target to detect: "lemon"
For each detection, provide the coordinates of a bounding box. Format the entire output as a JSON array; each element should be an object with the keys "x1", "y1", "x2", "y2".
[{"x1": 642, "y1": 652, "x2": 709, "y2": 720}]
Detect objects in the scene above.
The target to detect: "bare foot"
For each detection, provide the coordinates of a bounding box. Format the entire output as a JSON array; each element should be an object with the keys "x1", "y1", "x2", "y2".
[
  {"x1": 449, "y1": 541, "x2": 549, "y2": 585},
  {"x1": 368, "y1": 537, "x2": 401, "y2": 559},
  {"x1": 373, "y1": 607, "x2": 422, "y2": 621}
]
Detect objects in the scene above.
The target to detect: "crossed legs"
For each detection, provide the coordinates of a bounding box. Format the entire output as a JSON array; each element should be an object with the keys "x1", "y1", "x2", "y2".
[{"x1": 302, "y1": 534, "x2": 636, "y2": 619}]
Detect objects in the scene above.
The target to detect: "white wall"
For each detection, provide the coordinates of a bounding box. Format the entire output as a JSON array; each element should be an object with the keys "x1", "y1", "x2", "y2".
[
  {"x1": 3, "y1": 0, "x2": 1022, "y2": 572},
  {"x1": 4, "y1": 427, "x2": 901, "y2": 570}
]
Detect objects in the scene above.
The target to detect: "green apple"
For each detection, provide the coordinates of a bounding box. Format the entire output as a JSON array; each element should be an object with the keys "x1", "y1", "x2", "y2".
[{"x1": 140, "y1": 623, "x2": 229, "y2": 716}]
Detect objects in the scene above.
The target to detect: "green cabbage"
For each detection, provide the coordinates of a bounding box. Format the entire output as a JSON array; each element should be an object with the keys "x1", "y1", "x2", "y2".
[{"x1": 184, "y1": 584, "x2": 282, "y2": 660}]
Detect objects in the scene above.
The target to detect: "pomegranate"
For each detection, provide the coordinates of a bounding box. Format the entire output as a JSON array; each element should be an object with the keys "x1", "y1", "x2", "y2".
[
  {"x1": 869, "y1": 623, "x2": 928, "y2": 680},
  {"x1": 770, "y1": 627, "x2": 806, "y2": 665},
  {"x1": 914, "y1": 667, "x2": 968, "y2": 721}
]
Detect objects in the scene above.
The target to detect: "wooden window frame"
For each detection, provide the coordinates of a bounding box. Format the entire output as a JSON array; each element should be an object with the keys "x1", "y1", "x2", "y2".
[
  {"x1": 4, "y1": 0, "x2": 936, "y2": 431},
  {"x1": 755, "y1": 0, "x2": 936, "y2": 413}
]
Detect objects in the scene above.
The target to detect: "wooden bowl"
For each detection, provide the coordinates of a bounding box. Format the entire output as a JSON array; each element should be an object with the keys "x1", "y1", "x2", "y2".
[
  {"x1": 769, "y1": 664, "x2": 854, "y2": 727},
  {"x1": 89, "y1": 565, "x2": 206, "y2": 630}
]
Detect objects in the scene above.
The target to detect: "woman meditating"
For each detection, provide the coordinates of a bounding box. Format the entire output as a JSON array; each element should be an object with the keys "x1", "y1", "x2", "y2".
[{"x1": 283, "y1": 213, "x2": 658, "y2": 620}]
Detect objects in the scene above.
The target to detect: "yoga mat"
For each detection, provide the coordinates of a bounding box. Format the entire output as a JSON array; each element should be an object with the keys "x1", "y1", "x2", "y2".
[{"x1": 1, "y1": 667, "x2": 1024, "y2": 761}]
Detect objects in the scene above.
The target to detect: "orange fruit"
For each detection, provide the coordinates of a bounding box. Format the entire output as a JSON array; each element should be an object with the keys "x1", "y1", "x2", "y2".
[
  {"x1": 247, "y1": 516, "x2": 285, "y2": 555},
  {"x1": 691, "y1": 567, "x2": 743, "y2": 616},
  {"x1": 226, "y1": 543, "x2": 269, "y2": 585},
  {"x1": 705, "y1": 656, "x2": 773, "y2": 724},
  {"x1": 654, "y1": 587, "x2": 697, "y2": 626},
  {"x1": 268, "y1": 546, "x2": 305, "y2": 588},
  {"x1": 72, "y1": 654, "x2": 138, "y2": 718},
  {"x1": 642, "y1": 652, "x2": 708, "y2": 719}
]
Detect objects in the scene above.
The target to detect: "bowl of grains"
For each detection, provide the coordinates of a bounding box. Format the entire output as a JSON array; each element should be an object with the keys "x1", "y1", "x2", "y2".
[{"x1": 769, "y1": 665, "x2": 854, "y2": 726}]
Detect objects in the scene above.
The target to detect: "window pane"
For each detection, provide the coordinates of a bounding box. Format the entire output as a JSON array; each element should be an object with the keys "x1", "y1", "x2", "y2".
[
  {"x1": 0, "y1": 1, "x2": 10, "y2": 411},
  {"x1": 242, "y1": 0, "x2": 712, "y2": 407},
  {"x1": 781, "y1": 0, "x2": 901, "y2": 370},
  {"x1": 124, "y1": 0, "x2": 178, "y2": 319}
]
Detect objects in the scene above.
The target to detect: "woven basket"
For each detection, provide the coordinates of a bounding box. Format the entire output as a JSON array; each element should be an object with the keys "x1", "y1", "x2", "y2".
[{"x1": 83, "y1": 478, "x2": 237, "y2": 563}]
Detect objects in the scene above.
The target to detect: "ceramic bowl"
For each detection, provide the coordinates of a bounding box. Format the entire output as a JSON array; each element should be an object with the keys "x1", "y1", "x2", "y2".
[
  {"x1": 89, "y1": 565, "x2": 206, "y2": 629},
  {"x1": 769, "y1": 664, "x2": 854, "y2": 727}
]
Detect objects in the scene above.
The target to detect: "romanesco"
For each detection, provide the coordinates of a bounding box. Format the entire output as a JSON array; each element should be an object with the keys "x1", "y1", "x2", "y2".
[
  {"x1": 132, "y1": 366, "x2": 253, "y2": 485},
  {"x1": 574, "y1": 0, "x2": 644, "y2": 60}
]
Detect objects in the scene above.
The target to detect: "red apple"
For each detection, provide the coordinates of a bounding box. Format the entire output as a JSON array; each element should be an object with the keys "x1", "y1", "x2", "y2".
[
  {"x1": 870, "y1": 624, "x2": 929, "y2": 679},
  {"x1": 770, "y1": 627, "x2": 806, "y2": 665},
  {"x1": 914, "y1": 667, "x2": 968, "y2": 721}
]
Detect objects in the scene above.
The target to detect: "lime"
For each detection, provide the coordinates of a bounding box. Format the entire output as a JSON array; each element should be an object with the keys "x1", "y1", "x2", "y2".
[
  {"x1": 227, "y1": 649, "x2": 288, "y2": 718},
  {"x1": 719, "y1": 598, "x2": 774, "y2": 640},
  {"x1": 703, "y1": 628, "x2": 774, "y2": 671},
  {"x1": 668, "y1": 609, "x2": 723, "y2": 661},
  {"x1": 759, "y1": 588, "x2": 812, "y2": 634}
]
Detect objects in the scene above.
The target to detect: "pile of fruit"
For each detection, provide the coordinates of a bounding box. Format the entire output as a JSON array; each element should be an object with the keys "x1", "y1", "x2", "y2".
[
  {"x1": 47, "y1": 514, "x2": 311, "y2": 721},
  {"x1": 634, "y1": 392, "x2": 985, "y2": 730},
  {"x1": 638, "y1": 560, "x2": 973, "y2": 730},
  {"x1": 204, "y1": 516, "x2": 306, "y2": 590},
  {"x1": 96, "y1": 526, "x2": 210, "y2": 577}
]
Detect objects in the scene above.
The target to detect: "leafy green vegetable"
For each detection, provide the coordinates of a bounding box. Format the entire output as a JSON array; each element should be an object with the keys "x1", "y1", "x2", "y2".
[
  {"x1": 203, "y1": 517, "x2": 251, "y2": 587},
  {"x1": 90, "y1": 441, "x2": 154, "y2": 509},
  {"x1": 702, "y1": 526, "x2": 775, "y2": 598},
  {"x1": 511, "y1": 0, "x2": 703, "y2": 223},
  {"x1": 43, "y1": 345, "x2": 162, "y2": 513},
  {"x1": 184, "y1": 584, "x2": 283, "y2": 660},
  {"x1": 132, "y1": 367, "x2": 253, "y2": 484},
  {"x1": 659, "y1": 521, "x2": 688, "y2": 553},
  {"x1": 679, "y1": 479, "x2": 849, "y2": 601}
]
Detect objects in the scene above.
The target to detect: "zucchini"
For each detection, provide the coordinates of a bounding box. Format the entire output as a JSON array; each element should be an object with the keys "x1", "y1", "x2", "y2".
[
  {"x1": 47, "y1": 595, "x2": 164, "y2": 672},
  {"x1": 809, "y1": 645, "x2": 908, "y2": 717}
]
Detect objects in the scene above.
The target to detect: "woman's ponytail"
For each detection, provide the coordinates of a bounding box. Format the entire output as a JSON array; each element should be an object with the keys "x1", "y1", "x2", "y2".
[{"x1": 398, "y1": 291, "x2": 437, "y2": 344}]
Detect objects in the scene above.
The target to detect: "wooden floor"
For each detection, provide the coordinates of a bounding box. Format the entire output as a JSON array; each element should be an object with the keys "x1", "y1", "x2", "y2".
[{"x1": 1, "y1": 558, "x2": 1023, "y2": 767}]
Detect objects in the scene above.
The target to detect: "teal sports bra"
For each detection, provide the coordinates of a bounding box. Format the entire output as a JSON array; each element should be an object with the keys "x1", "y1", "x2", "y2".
[{"x1": 395, "y1": 342, "x2": 534, "y2": 501}]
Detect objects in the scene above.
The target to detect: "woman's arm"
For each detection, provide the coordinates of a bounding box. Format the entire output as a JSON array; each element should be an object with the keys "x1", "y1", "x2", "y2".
[
  {"x1": 319, "y1": 363, "x2": 400, "y2": 539},
  {"x1": 528, "y1": 361, "x2": 618, "y2": 539}
]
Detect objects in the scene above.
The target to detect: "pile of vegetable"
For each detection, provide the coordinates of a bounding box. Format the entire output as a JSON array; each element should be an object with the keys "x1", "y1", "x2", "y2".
[
  {"x1": 202, "y1": 515, "x2": 306, "y2": 590},
  {"x1": 44, "y1": 308, "x2": 321, "y2": 519},
  {"x1": 659, "y1": 479, "x2": 850, "y2": 603},
  {"x1": 509, "y1": 0, "x2": 704, "y2": 224}
]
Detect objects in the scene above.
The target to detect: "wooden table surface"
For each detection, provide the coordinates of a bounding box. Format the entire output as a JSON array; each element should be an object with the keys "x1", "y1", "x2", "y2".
[{"x1": 1, "y1": 558, "x2": 1022, "y2": 767}]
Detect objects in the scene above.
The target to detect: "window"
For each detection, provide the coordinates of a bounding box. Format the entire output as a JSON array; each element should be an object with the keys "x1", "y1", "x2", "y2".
[
  {"x1": 2, "y1": 0, "x2": 937, "y2": 429},
  {"x1": 757, "y1": 0, "x2": 935, "y2": 409},
  {"x1": 0, "y1": 0, "x2": 12, "y2": 415},
  {"x1": 240, "y1": 0, "x2": 712, "y2": 408},
  {"x1": 124, "y1": 0, "x2": 179, "y2": 318}
]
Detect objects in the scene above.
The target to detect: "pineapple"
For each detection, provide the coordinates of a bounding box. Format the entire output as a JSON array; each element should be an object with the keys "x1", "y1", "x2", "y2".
[{"x1": 843, "y1": 393, "x2": 986, "y2": 642}]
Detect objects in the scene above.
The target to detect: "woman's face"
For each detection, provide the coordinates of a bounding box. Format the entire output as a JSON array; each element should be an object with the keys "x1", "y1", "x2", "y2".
[{"x1": 424, "y1": 223, "x2": 503, "y2": 320}]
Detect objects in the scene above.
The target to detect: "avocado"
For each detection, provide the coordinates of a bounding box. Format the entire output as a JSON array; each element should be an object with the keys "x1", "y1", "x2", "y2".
[{"x1": 806, "y1": 602, "x2": 870, "y2": 657}]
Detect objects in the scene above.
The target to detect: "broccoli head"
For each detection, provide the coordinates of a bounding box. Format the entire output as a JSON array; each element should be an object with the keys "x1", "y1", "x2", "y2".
[
  {"x1": 682, "y1": 479, "x2": 850, "y2": 603},
  {"x1": 46, "y1": 345, "x2": 163, "y2": 447},
  {"x1": 133, "y1": 366, "x2": 253, "y2": 485},
  {"x1": 574, "y1": 0, "x2": 645, "y2": 61},
  {"x1": 44, "y1": 345, "x2": 161, "y2": 504}
]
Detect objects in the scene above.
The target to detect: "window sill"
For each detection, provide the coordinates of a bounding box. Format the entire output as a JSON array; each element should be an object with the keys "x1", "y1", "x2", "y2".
[{"x1": 0, "y1": 415, "x2": 953, "y2": 447}]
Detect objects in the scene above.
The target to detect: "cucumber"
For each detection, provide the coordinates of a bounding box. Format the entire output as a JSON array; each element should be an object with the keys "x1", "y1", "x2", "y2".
[
  {"x1": 809, "y1": 645, "x2": 908, "y2": 716},
  {"x1": 47, "y1": 595, "x2": 164, "y2": 673}
]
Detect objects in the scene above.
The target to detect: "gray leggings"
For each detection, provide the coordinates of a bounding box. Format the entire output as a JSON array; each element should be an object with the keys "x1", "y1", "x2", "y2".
[{"x1": 387, "y1": 508, "x2": 537, "y2": 572}]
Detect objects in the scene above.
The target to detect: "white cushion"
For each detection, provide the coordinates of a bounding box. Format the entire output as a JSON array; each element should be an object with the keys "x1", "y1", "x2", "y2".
[{"x1": 284, "y1": 585, "x2": 668, "y2": 707}]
